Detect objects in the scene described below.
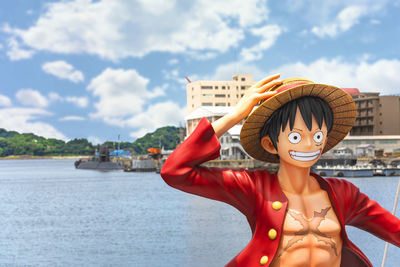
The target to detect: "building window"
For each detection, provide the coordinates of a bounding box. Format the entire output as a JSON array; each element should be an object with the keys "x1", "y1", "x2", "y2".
[
  {"x1": 216, "y1": 103, "x2": 226, "y2": 106},
  {"x1": 222, "y1": 86, "x2": 226, "y2": 89},
  {"x1": 228, "y1": 103, "x2": 230, "y2": 106},
  {"x1": 215, "y1": 86, "x2": 218, "y2": 89},
  {"x1": 202, "y1": 103, "x2": 212, "y2": 106},
  {"x1": 202, "y1": 94, "x2": 212, "y2": 98},
  {"x1": 192, "y1": 87, "x2": 194, "y2": 91},
  {"x1": 215, "y1": 94, "x2": 226, "y2": 98},
  {"x1": 241, "y1": 86, "x2": 245, "y2": 90},
  {"x1": 241, "y1": 94, "x2": 244, "y2": 97},
  {"x1": 241, "y1": 77, "x2": 246, "y2": 81},
  {"x1": 380, "y1": 113, "x2": 382, "y2": 116},
  {"x1": 228, "y1": 86, "x2": 230, "y2": 89},
  {"x1": 380, "y1": 122, "x2": 382, "y2": 125},
  {"x1": 201, "y1": 86, "x2": 213, "y2": 89},
  {"x1": 236, "y1": 86, "x2": 239, "y2": 89}
]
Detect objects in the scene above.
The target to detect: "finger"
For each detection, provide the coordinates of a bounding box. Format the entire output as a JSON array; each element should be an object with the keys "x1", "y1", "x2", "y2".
[
  {"x1": 257, "y1": 90, "x2": 278, "y2": 100},
  {"x1": 254, "y1": 73, "x2": 280, "y2": 88},
  {"x1": 256, "y1": 80, "x2": 282, "y2": 93}
]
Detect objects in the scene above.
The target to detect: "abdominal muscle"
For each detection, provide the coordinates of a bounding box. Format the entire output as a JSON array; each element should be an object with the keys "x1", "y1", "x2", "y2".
[
  {"x1": 270, "y1": 234, "x2": 342, "y2": 267},
  {"x1": 270, "y1": 191, "x2": 343, "y2": 267}
]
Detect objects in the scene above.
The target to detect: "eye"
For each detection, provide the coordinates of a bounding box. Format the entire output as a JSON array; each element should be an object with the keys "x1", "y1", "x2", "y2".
[
  {"x1": 288, "y1": 132, "x2": 301, "y2": 144},
  {"x1": 313, "y1": 131, "x2": 324, "y2": 143}
]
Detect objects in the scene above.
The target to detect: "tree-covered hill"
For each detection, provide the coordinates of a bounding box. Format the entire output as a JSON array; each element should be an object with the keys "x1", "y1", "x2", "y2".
[
  {"x1": 0, "y1": 128, "x2": 94, "y2": 156},
  {"x1": 0, "y1": 126, "x2": 184, "y2": 157},
  {"x1": 101, "y1": 126, "x2": 184, "y2": 155}
]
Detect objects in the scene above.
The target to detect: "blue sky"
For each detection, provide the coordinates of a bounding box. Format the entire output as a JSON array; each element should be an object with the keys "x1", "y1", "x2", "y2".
[{"x1": 0, "y1": 0, "x2": 399, "y2": 144}]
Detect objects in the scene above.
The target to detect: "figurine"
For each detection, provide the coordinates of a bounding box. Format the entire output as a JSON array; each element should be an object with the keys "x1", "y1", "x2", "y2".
[{"x1": 161, "y1": 74, "x2": 400, "y2": 266}]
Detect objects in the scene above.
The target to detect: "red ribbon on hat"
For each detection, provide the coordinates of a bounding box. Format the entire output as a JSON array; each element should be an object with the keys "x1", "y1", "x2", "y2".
[{"x1": 266, "y1": 82, "x2": 309, "y2": 100}]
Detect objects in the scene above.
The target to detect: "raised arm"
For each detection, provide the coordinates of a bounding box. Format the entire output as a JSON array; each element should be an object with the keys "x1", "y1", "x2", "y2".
[
  {"x1": 212, "y1": 74, "x2": 281, "y2": 137},
  {"x1": 160, "y1": 74, "x2": 281, "y2": 216}
]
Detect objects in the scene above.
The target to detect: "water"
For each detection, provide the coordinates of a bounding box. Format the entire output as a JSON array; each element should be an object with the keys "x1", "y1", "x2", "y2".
[{"x1": 0, "y1": 159, "x2": 399, "y2": 267}]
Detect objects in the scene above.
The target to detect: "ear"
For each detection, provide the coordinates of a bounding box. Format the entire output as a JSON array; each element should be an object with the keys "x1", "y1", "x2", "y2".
[{"x1": 261, "y1": 136, "x2": 278, "y2": 154}]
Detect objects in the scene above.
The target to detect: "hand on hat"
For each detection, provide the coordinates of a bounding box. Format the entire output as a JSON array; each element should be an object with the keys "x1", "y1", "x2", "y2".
[
  {"x1": 232, "y1": 74, "x2": 282, "y2": 121},
  {"x1": 211, "y1": 74, "x2": 282, "y2": 138}
]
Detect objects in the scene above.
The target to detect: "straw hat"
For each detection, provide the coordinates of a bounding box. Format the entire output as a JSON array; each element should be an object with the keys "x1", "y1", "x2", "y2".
[{"x1": 240, "y1": 78, "x2": 357, "y2": 163}]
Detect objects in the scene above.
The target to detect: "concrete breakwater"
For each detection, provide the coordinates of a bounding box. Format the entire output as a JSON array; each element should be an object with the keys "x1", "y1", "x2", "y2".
[{"x1": 201, "y1": 159, "x2": 279, "y2": 172}]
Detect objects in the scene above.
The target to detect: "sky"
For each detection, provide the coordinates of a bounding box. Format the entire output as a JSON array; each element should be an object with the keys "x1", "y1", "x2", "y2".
[{"x1": 0, "y1": 0, "x2": 399, "y2": 144}]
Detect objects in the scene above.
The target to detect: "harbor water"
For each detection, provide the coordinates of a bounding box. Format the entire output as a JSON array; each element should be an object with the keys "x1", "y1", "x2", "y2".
[{"x1": 0, "y1": 159, "x2": 399, "y2": 267}]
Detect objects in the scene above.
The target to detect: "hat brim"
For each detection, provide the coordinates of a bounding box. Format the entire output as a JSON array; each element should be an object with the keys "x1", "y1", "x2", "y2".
[{"x1": 240, "y1": 83, "x2": 357, "y2": 163}]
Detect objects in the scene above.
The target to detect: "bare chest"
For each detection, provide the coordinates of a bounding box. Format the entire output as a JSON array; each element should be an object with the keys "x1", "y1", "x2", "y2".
[{"x1": 271, "y1": 191, "x2": 343, "y2": 267}]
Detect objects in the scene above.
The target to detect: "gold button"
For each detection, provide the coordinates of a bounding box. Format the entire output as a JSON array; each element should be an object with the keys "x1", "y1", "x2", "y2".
[
  {"x1": 268, "y1": 229, "x2": 277, "y2": 240},
  {"x1": 260, "y1": 255, "x2": 269, "y2": 265},
  {"x1": 272, "y1": 201, "x2": 282, "y2": 210}
]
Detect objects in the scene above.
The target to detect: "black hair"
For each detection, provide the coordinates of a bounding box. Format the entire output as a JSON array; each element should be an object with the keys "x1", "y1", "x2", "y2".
[{"x1": 260, "y1": 96, "x2": 333, "y2": 151}]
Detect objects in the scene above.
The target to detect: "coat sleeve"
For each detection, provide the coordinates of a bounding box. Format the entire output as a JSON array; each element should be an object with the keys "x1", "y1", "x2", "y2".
[
  {"x1": 333, "y1": 178, "x2": 400, "y2": 247},
  {"x1": 160, "y1": 117, "x2": 257, "y2": 217}
]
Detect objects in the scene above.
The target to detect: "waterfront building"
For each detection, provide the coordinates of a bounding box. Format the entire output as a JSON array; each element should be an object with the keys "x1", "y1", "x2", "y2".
[
  {"x1": 185, "y1": 106, "x2": 233, "y2": 136},
  {"x1": 348, "y1": 90, "x2": 400, "y2": 136},
  {"x1": 185, "y1": 75, "x2": 400, "y2": 159},
  {"x1": 220, "y1": 125, "x2": 250, "y2": 160},
  {"x1": 337, "y1": 135, "x2": 400, "y2": 157},
  {"x1": 186, "y1": 74, "x2": 255, "y2": 114}
]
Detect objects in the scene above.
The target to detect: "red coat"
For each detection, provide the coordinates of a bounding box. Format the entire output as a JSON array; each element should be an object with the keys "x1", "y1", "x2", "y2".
[{"x1": 160, "y1": 118, "x2": 400, "y2": 267}]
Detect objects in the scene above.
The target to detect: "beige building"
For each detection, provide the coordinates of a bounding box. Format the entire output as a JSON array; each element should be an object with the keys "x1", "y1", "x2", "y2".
[
  {"x1": 337, "y1": 135, "x2": 400, "y2": 157},
  {"x1": 350, "y1": 91, "x2": 400, "y2": 136},
  {"x1": 186, "y1": 74, "x2": 255, "y2": 114},
  {"x1": 185, "y1": 106, "x2": 232, "y2": 136}
]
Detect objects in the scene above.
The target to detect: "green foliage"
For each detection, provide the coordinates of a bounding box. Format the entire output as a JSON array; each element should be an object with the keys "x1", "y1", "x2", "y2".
[
  {"x1": 0, "y1": 128, "x2": 94, "y2": 157},
  {"x1": 131, "y1": 126, "x2": 183, "y2": 154},
  {"x1": 0, "y1": 125, "x2": 184, "y2": 157}
]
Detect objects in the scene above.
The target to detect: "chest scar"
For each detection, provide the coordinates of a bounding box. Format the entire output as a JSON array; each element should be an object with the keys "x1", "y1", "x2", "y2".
[{"x1": 279, "y1": 207, "x2": 338, "y2": 257}]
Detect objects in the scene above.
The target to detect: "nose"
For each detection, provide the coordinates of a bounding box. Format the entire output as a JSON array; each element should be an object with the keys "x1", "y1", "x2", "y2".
[{"x1": 304, "y1": 135, "x2": 313, "y2": 148}]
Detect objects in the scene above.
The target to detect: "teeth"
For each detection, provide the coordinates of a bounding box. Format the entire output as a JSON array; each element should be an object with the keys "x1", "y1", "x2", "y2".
[{"x1": 289, "y1": 150, "x2": 320, "y2": 161}]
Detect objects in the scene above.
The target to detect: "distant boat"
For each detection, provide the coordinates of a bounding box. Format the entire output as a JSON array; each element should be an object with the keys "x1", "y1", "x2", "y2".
[
  {"x1": 124, "y1": 147, "x2": 165, "y2": 172},
  {"x1": 75, "y1": 146, "x2": 123, "y2": 171}
]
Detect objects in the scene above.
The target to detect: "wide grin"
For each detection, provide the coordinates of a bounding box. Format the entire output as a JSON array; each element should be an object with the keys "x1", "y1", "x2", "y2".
[{"x1": 289, "y1": 149, "x2": 321, "y2": 162}]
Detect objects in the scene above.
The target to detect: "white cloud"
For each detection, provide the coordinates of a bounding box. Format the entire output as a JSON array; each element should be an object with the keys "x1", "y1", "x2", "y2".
[
  {"x1": 0, "y1": 107, "x2": 67, "y2": 140},
  {"x1": 199, "y1": 60, "x2": 264, "y2": 81},
  {"x1": 65, "y1": 96, "x2": 88, "y2": 108},
  {"x1": 48, "y1": 92, "x2": 88, "y2": 108},
  {"x1": 16, "y1": 89, "x2": 48, "y2": 107},
  {"x1": 3, "y1": 0, "x2": 268, "y2": 60},
  {"x1": 87, "y1": 136, "x2": 103, "y2": 145},
  {"x1": 168, "y1": 58, "x2": 179, "y2": 65},
  {"x1": 163, "y1": 69, "x2": 187, "y2": 85},
  {"x1": 127, "y1": 101, "x2": 185, "y2": 138},
  {"x1": 5, "y1": 37, "x2": 35, "y2": 61},
  {"x1": 48, "y1": 92, "x2": 63, "y2": 101},
  {"x1": 87, "y1": 68, "x2": 164, "y2": 124},
  {"x1": 0, "y1": 94, "x2": 12, "y2": 107},
  {"x1": 370, "y1": 19, "x2": 381, "y2": 25},
  {"x1": 311, "y1": 5, "x2": 368, "y2": 38},
  {"x1": 59, "y1": 115, "x2": 85, "y2": 121},
  {"x1": 240, "y1": 25, "x2": 283, "y2": 61},
  {"x1": 42, "y1": 60, "x2": 84, "y2": 83},
  {"x1": 272, "y1": 57, "x2": 400, "y2": 95},
  {"x1": 0, "y1": 43, "x2": 3, "y2": 50}
]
